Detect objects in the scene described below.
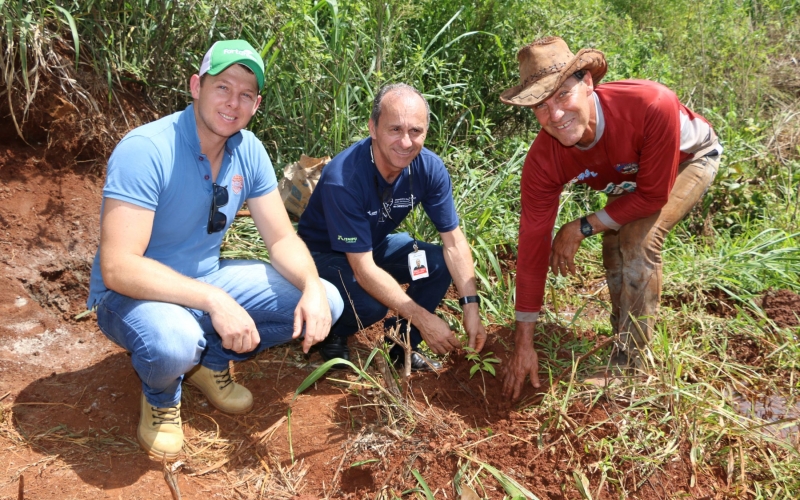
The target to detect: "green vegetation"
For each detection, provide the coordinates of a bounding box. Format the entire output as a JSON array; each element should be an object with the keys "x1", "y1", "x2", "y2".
[{"x1": 2, "y1": 0, "x2": 799, "y2": 497}]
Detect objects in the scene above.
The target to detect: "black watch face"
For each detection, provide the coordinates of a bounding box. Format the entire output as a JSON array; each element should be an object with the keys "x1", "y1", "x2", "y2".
[{"x1": 581, "y1": 220, "x2": 593, "y2": 236}]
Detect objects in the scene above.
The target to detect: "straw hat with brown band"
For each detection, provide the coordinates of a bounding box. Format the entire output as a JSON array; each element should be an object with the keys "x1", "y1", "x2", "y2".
[{"x1": 500, "y1": 36, "x2": 608, "y2": 108}]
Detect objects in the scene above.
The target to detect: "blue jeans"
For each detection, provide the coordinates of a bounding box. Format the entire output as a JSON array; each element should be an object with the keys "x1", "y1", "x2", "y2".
[
  {"x1": 96, "y1": 259, "x2": 344, "y2": 407},
  {"x1": 311, "y1": 233, "x2": 452, "y2": 350}
]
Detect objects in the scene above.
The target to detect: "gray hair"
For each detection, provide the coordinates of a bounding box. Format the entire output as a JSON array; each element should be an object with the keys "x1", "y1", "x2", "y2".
[{"x1": 370, "y1": 83, "x2": 430, "y2": 126}]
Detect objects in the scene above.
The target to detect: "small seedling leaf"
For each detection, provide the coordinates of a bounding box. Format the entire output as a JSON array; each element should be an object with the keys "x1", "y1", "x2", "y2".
[{"x1": 469, "y1": 364, "x2": 481, "y2": 378}]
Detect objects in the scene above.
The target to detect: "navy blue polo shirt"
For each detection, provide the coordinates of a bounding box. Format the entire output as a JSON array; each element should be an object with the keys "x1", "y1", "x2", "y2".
[
  {"x1": 87, "y1": 104, "x2": 276, "y2": 307},
  {"x1": 297, "y1": 137, "x2": 459, "y2": 253}
]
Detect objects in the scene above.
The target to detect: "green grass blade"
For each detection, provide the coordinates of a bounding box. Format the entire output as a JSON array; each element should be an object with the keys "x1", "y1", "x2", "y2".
[
  {"x1": 411, "y1": 469, "x2": 435, "y2": 500},
  {"x1": 51, "y1": 5, "x2": 80, "y2": 69},
  {"x1": 423, "y1": 7, "x2": 463, "y2": 56},
  {"x1": 292, "y1": 357, "x2": 355, "y2": 399},
  {"x1": 480, "y1": 462, "x2": 538, "y2": 499}
]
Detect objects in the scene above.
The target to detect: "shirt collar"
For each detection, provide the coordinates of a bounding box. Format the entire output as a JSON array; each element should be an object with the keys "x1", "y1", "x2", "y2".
[
  {"x1": 575, "y1": 92, "x2": 605, "y2": 151},
  {"x1": 178, "y1": 103, "x2": 243, "y2": 156}
]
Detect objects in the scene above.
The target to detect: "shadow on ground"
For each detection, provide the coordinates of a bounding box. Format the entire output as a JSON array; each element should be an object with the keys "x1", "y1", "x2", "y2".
[{"x1": 10, "y1": 349, "x2": 327, "y2": 490}]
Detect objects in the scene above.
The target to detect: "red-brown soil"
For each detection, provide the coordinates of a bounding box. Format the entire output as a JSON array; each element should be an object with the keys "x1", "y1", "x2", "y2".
[
  {"x1": 0, "y1": 138, "x2": 731, "y2": 500},
  {"x1": 762, "y1": 288, "x2": 800, "y2": 328},
  {"x1": 4, "y1": 76, "x2": 782, "y2": 497}
]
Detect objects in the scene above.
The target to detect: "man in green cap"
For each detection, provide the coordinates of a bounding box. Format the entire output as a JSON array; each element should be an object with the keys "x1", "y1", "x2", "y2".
[{"x1": 86, "y1": 40, "x2": 344, "y2": 459}]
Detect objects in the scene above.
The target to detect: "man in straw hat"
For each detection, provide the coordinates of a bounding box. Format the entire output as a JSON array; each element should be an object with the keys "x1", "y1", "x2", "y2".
[
  {"x1": 499, "y1": 36, "x2": 722, "y2": 399},
  {"x1": 86, "y1": 40, "x2": 343, "y2": 458}
]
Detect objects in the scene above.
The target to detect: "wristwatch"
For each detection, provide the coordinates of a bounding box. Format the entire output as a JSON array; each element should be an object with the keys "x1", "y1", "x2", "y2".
[
  {"x1": 579, "y1": 216, "x2": 594, "y2": 237},
  {"x1": 459, "y1": 295, "x2": 481, "y2": 306}
]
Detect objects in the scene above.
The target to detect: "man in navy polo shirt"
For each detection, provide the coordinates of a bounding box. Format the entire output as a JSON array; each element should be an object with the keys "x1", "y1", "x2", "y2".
[
  {"x1": 298, "y1": 83, "x2": 486, "y2": 371},
  {"x1": 87, "y1": 40, "x2": 343, "y2": 459}
]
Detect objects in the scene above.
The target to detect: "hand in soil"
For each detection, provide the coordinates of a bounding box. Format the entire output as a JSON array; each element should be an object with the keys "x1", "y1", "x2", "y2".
[
  {"x1": 500, "y1": 348, "x2": 540, "y2": 400},
  {"x1": 502, "y1": 321, "x2": 542, "y2": 400},
  {"x1": 418, "y1": 313, "x2": 461, "y2": 354},
  {"x1": 501, "y1": 345, "x2": 541, "y2": 400}
]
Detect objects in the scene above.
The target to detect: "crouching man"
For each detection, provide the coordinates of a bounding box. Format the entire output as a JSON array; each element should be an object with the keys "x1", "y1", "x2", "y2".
[
  {"x1": 297, "y1": 84, "x2": 487, "y2": 371},
  {"x1": 86, "y1": 40, "x2": 343, "y2": 458}
]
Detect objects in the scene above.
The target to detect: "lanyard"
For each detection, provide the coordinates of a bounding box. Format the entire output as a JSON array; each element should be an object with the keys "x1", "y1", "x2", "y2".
[{"x1": 371, "y1": 144, "x2": 418, "y2": 252}]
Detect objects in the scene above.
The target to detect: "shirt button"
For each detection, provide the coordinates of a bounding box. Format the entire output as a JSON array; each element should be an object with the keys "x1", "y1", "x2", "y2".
[
  {"x1": 204, "y1": 175, "x2": 210, "y2": 180},
  {"x1": 199, "y1": 156, "x2": 204, "y2": 161}
]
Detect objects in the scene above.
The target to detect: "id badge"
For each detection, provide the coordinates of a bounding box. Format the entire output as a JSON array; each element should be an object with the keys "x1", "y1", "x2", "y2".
[{"x1": 408, "y1": 250, "x2": 429, "y2": 280}]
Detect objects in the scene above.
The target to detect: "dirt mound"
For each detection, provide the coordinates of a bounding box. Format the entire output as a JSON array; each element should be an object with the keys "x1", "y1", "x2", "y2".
[
  {"x1": 762, "y1": 289, "x2": 800, "y2": 328},
  {"x1": 0, "y1": 38, "x2": 157, "y2": 164}
]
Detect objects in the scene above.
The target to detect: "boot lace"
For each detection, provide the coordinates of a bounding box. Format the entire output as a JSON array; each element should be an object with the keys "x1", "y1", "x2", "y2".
[
  {"x1": 214, "y1": 367, "x2": 235, "y2": 390},
  {"x1": 150, "y1": 405, "x2": 180, "y2": 427}
]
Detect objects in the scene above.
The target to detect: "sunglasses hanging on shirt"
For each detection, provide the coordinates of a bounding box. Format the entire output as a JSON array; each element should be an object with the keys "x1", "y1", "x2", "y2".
[{"x1": 207, "y1": 183, "x2": 229, "y2": 234}]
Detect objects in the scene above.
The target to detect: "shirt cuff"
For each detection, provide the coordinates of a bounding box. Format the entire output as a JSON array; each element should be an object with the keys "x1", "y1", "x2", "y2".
[
  {"x1": 595, "y1": 209, "x2": 622, "y2": 231},
  {"x1": 515, "y1": 311, "x2": 540, "y2": 322}
]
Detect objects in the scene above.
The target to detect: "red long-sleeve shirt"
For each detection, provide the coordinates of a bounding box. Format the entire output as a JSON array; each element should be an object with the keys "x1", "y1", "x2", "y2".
[{"x1": 516, "y1": 80, "x2": 719, "y2": 318}]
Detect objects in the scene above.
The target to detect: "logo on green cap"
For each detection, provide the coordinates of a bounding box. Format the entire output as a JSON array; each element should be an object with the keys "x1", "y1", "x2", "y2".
[{"x1": 199, "y1": 40, "x2": 265, "y2": 91}]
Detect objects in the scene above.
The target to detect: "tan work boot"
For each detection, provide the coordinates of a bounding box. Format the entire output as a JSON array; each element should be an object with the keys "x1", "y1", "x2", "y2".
[
  {"x1": 184, "y1": 364, "x2": 253, "y2": 414},
  {"x1": 137, "y1": 393, "x2": 183, "y2": 459}
]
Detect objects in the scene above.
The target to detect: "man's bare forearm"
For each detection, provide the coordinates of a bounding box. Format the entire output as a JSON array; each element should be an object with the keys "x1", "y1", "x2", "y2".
[
  {"x1": 268, "y1": 233, "x2": 325, "y2": 293},
  {"x1": 441, "y1": 227, "x2": 478, "y2": 298},
  {"x1": 105, "y1": 249, "x2": 240, "y2": 310},
  {"x1": 100, "y1": 199, "x2": 233, "y2": 313},
  {"x1": 514, "y1": 320, "x2": 537, "y2": 350}
]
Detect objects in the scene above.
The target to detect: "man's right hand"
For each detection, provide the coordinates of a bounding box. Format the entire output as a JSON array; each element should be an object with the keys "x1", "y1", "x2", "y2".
[
  {"x1": 500, "y1": 320, "x2": 541, "y2": 400},
  {"x1": 208, "y1": 290, "x2": 260, "y2": 353},
  {"x1": 501, "y1": 344, "x2": 541, "y2": 400},
  {"x1": 416, "y1": 312, "x2": 461, "y2": 355}
]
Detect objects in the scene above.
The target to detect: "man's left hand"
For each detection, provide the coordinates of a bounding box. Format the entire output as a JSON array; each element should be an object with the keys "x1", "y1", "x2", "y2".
[
  {"x1": 293, "y1": 280, "x2": 333, "y2": 353},
  {"x1": 550, "y1": 218, "x2": 584, "y2": 277},
  {"x1": 463, "y1": 304, "x2": 487, "y2": 352}
]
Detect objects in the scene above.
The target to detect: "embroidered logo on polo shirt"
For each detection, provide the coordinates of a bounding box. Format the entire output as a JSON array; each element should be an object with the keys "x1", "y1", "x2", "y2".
[
  {"x1": 232, "y1": 174, "x2": 244, "y2": 194},
  {"x1": 338, "y1": 235, "x2": 358, "y2": 243},
  {"x1": 393, "y1": 196, "x2": 413, "y2": 208}
]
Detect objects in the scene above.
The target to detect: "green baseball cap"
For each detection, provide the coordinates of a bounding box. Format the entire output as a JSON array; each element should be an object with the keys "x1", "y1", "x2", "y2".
[{"x1": 199, "y1": 40, "x2": 265, "y2": 91}]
